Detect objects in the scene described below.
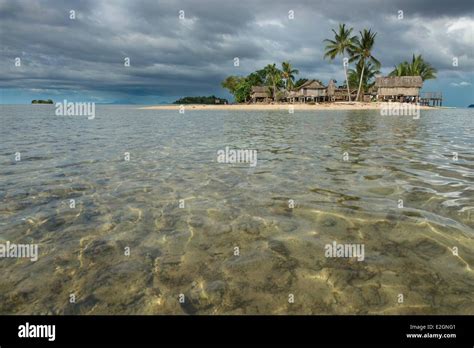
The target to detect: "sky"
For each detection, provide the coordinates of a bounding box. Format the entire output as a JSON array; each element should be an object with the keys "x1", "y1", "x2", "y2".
[{"x1": 0, "y1": 0, "x2": 473, "y2": 106}]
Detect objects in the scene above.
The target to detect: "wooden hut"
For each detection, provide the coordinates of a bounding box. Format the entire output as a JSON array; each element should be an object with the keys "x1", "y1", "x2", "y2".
[
  {"x1": 326, "y1": 80, "x2": 357, "y2": 101},
  {"x1": 250, "y1": 86, "x2": 270, "y2": 103},
  {"x1": 294, "y1": 80, "x2": 326, "y2": 102},
  {"x1": 375, "y1": 76, "x2": 423, "y2": 102}
]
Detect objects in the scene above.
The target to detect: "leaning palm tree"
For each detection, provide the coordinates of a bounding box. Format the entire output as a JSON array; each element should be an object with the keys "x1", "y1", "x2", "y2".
[
  {"x1": 389, "y1": 54, "x2": 437, "y2": 81},
  {"x1": 348, "y1": 60, "x2": 380, "y2": 95},
  {"x1": 350, "y1": 29, "x2": 380, "y2": 101},
  {"x1": 281, "y1": 61, "x2": 299, "y2": 92},
  {"x1": 323, "y1": 23, "x2": 357, "y2": 101},
  {"x1": 264, "y1": 63, "x2": 282, "y2": 101}
]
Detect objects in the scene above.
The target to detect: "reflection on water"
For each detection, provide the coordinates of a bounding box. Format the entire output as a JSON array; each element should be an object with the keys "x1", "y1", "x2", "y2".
[{"x1": 0, "y1": 105, "x2": 473, "y2": 314}]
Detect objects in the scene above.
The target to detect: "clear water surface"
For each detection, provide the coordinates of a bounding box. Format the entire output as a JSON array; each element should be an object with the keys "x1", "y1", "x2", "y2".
[{"x1": 0, "y1": 105, "x2": 473, "y2": 314}]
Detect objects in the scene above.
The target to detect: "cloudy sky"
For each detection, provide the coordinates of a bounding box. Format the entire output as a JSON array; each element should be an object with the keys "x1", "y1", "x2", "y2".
[{"x1": 0, "y1": 0, "x2": 473, "y2": 106}]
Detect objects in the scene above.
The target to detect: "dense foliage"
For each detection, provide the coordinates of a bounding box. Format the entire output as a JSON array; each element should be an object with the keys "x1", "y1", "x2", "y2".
[
  {"x1": 173, "y1": 96, "x2": 228, "y2": 104},
  {"x1": 389, "y1": 54, "x2": 437, "y2": 81},
  {"x1": 31, "y1": 99, "x2": 53, "y2": 104},
  {"x1": 221, "y1": 63, "x2": 296, "y2": 103}
]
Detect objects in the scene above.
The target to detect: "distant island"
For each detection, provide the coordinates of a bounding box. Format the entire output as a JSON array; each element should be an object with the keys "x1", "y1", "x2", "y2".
[
  {"x1": 31, "y1": 99, "x2": 53, "y2": 104},
  {"x1": 468, "y1": 104, "x2": 474, "y2": 108},
  {"x1": 173, "y1": 95, "x2": 228, "y2": 105}
]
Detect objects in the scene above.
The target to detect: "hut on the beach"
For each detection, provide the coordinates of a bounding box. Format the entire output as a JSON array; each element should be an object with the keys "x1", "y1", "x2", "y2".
[
  {"x1": 250, "y1": 86, "x2": 271, "y2": 103},
  {"x1": 375, "y1": 76, "x2": 423, "y2": 102},
  {"x1": 327, "y1": 80, "x2": 357, "y2": 101},
  {"x1": 289, "y1": 79, "x2": 327, "y2": 103}
]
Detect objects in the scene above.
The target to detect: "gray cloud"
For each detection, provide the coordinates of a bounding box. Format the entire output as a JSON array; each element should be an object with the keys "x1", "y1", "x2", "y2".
[{"x1": 0, "y1": 0, "x2": 472, "y2": 101}]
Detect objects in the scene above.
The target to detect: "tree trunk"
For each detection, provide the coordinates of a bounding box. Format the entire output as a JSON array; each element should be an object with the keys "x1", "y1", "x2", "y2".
[
  {"x1": 343, "y1": 56, "x2": 351, "y2": 102},
  {"x1": 356, "y1": 63, "x2": 365, "y2": 102}
]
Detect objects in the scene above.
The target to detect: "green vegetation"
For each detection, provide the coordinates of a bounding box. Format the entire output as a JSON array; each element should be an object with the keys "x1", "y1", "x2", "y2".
[
  {"x1": 348, "y1": 61, "x2": 380, "y2": 93},
  {"x1": 389, "y1": 54, "x2": 437, "y2": 81},
  {"x1": 221, "y1": 62, "x2": 298, "y2": 103},
  {"x1": 281, "y1": 61, "x2": 299, "y2": 93},
  {"x1": 173, "y1": 96, "x2": 228, "y2": 104},
  {"x1": 323, "y1": 23, "x2": 357, "y2": 101},
  {"x1": 222, "y1": 75, "x2": 252, "y2": 103},
  {"x1": 264, "y1": 63, "x2": 283, "y2": 100},
  {"x1": 349, "y1": 29, "x2": 381, "y2": 101},
  {"x1": 31, "y1": 99, "x2": 53, "y2": 104}
]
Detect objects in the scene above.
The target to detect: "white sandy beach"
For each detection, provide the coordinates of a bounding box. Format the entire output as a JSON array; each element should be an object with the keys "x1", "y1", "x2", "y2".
[{"x1": 140, "y1": 102, "x2": 439, "y2": 111}]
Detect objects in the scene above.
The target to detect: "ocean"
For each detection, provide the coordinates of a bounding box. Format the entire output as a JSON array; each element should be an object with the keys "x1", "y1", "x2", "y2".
[{"x1": 0, "y1": 104, "x2": 473, "y2": 314}]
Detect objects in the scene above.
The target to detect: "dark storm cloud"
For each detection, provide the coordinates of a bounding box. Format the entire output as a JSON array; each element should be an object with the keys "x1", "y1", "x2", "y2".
[
  {"x1": 0, "y1": 0, "x2": 472, "y2": 100},
  {"x1": 388, "y1": 0, "x2": 474, "y2": 18},
  {"x1": 287, "y1": 0, "x2": 474, "y2": 21}
]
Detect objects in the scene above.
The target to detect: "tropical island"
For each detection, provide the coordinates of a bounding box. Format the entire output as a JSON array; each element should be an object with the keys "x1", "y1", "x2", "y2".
[
  {"x1": 31, "y1": 99, "x2": 54, "y2": 104},
  {"x1": 143, "y1": 24, "x2": 442, "y2": 111}
]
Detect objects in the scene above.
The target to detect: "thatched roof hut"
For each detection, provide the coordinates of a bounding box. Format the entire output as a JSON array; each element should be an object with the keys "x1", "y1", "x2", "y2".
[
  {"x1": 294, "y1": 79, "x2": 326, "y2": 98},
  {"x1": 375, "y1": 76, "x2": 423, "y2": 98},
  {"x1": 250, "y1": 86, "x2": 270, "y2": 101},
  {"x1": 298, "y1": 79, "x2": 325, "y2": 89},
  {"x1": 326, "y1": 79, "x2": 357, "y2": 101}
]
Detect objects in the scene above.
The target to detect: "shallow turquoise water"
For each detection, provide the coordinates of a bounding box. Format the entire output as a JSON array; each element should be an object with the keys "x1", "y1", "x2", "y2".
[{"x1": 0, "y1": 105, "x2": 473, "y2": 314}]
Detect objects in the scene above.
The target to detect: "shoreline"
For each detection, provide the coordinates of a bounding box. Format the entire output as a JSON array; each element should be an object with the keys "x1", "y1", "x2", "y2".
[{"x1": 140, "y1": 102, "x2": 442, "y2": 111}]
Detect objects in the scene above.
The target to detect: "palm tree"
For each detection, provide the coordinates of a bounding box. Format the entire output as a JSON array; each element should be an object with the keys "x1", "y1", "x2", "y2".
[
  {"x1": 389, "y1": 54, "x2": 437, "y2": 81},
  {"x1": 221, "y1": 75, "x2": 244, "y2": 95},
  {"x1": 390, "y1": 63, "x2": 407, "y2": 77},
  {"x1": 264, "y1": 63, "x2": 282, "y2": 101},
  {"x1": 323, "y1": 24, "x2": 357, "y2": 101},
  {"x1": 350, "y1": 29, "x2": 380, "y2": 101},
  {"x1": 281, "y1": 61, "x2": 299, "y2": 92},
  {"x1": 348, "y1": 60, "x2": 380, "y2": 95}
]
